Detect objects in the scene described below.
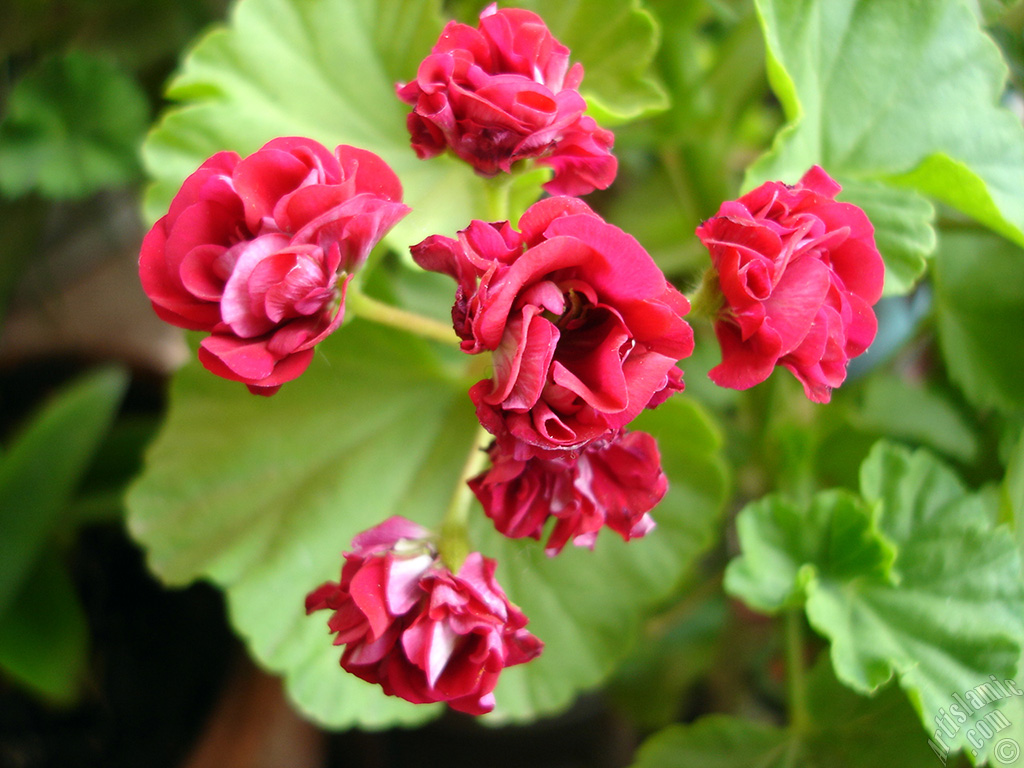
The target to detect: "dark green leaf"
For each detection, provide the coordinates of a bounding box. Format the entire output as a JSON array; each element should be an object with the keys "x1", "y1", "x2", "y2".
[
  {"x1": 628, "y1": 659, "x2": 940, "y2": 767},
  {"x1": 0, "y1": 367, "x2": 128, "y2": 616},
  {"x1": 0, "y1": 52, "x2": 148, "y2": 199},
  {"x1": 0, "y1": 550, "x2": 88, "y2": 705},
  {"x1": 932, "y1": 229, "x2": 1024, "y2": 413}
]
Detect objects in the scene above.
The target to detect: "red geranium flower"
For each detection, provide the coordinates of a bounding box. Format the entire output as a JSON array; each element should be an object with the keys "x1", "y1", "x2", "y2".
[
  {"x1": 306, "y1": 517, "x2": 542, "y2": 716},
  {"x1": 412, "y1": 196, "x2": 693, "y2": 458},
  {"x1": 139, "y1": 137, "x2": 409, "y2": 394},
  {"x1": 396, "y1": 4, "x2": 616, "y2": 195},
  {"x1": 470, "y1": 430, "x2": 665, "y2": 555},
  {"x1": 696, "y1": 166, "x2": 884, "y2": 402}
]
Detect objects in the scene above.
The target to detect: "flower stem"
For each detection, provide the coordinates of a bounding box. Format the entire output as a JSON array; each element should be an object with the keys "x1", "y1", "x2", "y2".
[
  {"x1": 687, "y1": 265, "x2": 724, "y2": 320},
  {"x1": 438, "y1": 425, "x2": 493, "y2": 573},
  {"x1": 786, "y1": 608, "x2": 810, "y2": 735},
  {"x1": 485, "y1": 176, "x2": 514, "y2": 222},
  {"x1": 346, "y1": 288, "x2": 460, "y2": 347}
]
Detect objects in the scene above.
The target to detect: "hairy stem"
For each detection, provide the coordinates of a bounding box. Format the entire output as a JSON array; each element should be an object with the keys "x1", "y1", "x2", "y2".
[{"x1": 687, "y1": 265, "x2": 724, "y2": 321}]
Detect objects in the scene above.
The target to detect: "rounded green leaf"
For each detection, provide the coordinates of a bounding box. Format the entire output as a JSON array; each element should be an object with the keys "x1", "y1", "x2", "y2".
[
  {"x1": 127, "y1": 320, "x2": 727, "y2": 728},
  {"x1": 727, "y1": 440, "x2": 1024, "y2": 764},
  {"x1": 629, "y1": 660, "x2": 941, "y2": 768}
]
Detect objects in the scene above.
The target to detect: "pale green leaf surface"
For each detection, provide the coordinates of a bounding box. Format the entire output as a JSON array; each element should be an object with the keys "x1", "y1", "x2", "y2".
[
  {"x1": 142, "y1": 0, "x2": 491, "y2": 248},
  {"x1": 0, "y1": 367, "x2": 128, "y2": 617},
  {"x1": 747, "y1": 0, "x2": 1024, "y2": 288},
  {"x1": 932, "y1": 229, "x2": 1024, "y2": 414},
  {"x1": 127, "y1": 322, "x2": 454, "y2": 728},
  {"x1": 127, "y1": 319, "x2": 727, "y2": 727},
  {"x1": 515, "y1": 0, "x2": 669, "y2": 124}
]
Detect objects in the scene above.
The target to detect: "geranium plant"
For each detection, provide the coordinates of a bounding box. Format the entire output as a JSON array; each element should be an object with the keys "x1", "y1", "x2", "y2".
[{"x1": 123, "y1": 0, "x2": 1024, "y2": 765}]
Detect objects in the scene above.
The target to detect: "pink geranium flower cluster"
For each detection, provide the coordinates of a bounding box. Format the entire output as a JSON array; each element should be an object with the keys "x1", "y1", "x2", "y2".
[
  {"x1": 138, "y1": 5, "x2": 883, "y2": 716},
  {"x1": 412, "y1": 196, "x2": 692, "y2": 552}
]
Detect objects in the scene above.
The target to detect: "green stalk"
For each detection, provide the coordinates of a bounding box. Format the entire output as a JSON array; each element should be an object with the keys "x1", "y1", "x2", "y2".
[
  {"x1": 345, "y1": 288, "x2": 459, "y2": 347},
  {"x1": 687, "y1": 265, "x2": 724, "y2": 320},
  {"x1": 786, "y1": 607, "x2": 811, "y2": 735},
  {"x1": 484, "y1": 176, "x2": 514, "y2": 222},
  {"x1": 438, "y1": 425, "x2": 493, "y2": 573}
]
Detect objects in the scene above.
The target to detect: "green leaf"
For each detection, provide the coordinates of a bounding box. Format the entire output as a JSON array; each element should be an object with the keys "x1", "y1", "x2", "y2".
[
  {"x1": 1004, "y1": 426, "x2": 1024, "y2": 557},
  {"x1": 728, "y1": 440, "x2": 1024, "y2": 763},
  {"x1": 0, "y1": 52, "x2": 148, "y2": 199},
  {"x1": 850, "y1": 374, "x2": 979, "y2": 465},
  {"x1": 629, "y1": 659, "x2": 943, "y2": 768},
  {"x1": 747, "y1": 0, "x2": 1024, "y2": 284},
  {"x1": 854, "y1": 442, "x2": 1024, "y2": 762},
  {"x1": 516, "y1": 0, "x2": 669, "y2": 124},
  {"x1": 0, "y1": 367, "x2": 128, "y2": 617},
  {"x1": 932, "y1": 228, "x2": 1024, "y2": 413},
  {"x1": 607, "y1": 593, "x2": 729, "y2": 730},
  {"x1": 141, "y1": 0, "x2": 664, "y2": 248},
  {"x1": 836, "y1": 179, "x2": 936, "y2": 296},
  {"x1": 630, "y1": 715, "x2": 790, "y2": 768},
  {"x1": 126, "y1": 321, "x2": 727, "y2": 728},
  {"x1": 0, "y1": 550, "x2": 89, "y2": 705},
  {"x1": 725, "y1": 490, "x2": 897, "y2": 614},
  {"x1": 142, "y1": 0, "x2": 490, "y2": 248}
]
